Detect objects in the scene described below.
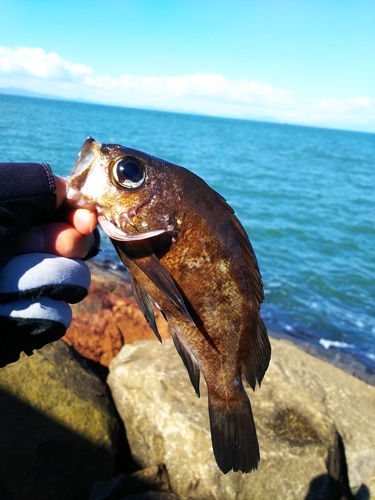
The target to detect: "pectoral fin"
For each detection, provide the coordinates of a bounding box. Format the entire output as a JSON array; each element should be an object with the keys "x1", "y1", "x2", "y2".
[
  {"x1": 111, "y1": 240, "x2": 195, "y2": 327},
  {"x1": 134, "y1": 253, "x2": 196, "y2": 326},
  {"x1": 130, "y1": 275, "x2": 162, "y2": 342}
]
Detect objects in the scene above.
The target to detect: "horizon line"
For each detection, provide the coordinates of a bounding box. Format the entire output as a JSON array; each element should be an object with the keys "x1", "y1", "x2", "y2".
[{"x1": 1, "y1": 86, "x2": 374, "y2": 136}]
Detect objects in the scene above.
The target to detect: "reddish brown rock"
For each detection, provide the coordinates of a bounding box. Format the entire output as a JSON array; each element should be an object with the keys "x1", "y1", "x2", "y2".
[{"x1": 64, "y1": 261, "x2": 170, "y2": 367}]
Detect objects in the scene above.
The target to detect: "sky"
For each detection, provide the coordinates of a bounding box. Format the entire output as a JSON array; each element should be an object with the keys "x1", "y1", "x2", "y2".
[{"x1": 0, "y1": 0, "x2": 374, "y2": 132}]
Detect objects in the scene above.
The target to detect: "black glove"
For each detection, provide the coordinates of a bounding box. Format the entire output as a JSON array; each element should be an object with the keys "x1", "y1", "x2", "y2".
[{"x1": 0, "y1": 253, "x2": 91, "y2": 367}]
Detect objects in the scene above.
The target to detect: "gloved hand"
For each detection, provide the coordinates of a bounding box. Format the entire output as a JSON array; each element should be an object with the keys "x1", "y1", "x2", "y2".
[
  {"x1": 0, "y1": 162, "x2": 99, "y2": 366},
  {"x1": 0, "y1": 253, "x2": 91, "y2": 367}
]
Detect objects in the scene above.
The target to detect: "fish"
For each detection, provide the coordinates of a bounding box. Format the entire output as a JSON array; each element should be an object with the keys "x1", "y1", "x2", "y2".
[{"x1": 65, "y1": 137, "x2": 271, "y2": 474}]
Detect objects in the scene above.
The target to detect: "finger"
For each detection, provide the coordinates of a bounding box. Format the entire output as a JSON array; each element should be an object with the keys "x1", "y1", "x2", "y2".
[
  {"x1": 65, "y1": 208, "x2": 98, "y2": 235},
  {"x1": 53, "y1": 175, "x2": 98, "y2": 233},
  {"x1": 16, "y1": 223, "x2": 96, "y2": 259},
  {"x1": 51, "y1": 225, "x2": 96, "y2": 258}
]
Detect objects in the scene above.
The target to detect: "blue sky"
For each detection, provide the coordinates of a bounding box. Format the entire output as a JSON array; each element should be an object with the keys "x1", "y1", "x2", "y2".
[{"x1": 1, "y1": 0, "x2": 374, "y2": 132}]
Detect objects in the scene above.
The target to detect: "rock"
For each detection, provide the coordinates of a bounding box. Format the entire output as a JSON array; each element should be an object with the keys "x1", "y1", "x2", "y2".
[
  {"x1": 269, "y1": 339, "x2": 375, "y2": 498},
  {"x1": 89, "y1": 464, "x2": 171, "y2": 500},
  {"x1": 117, "y1": 493, "x2": 180, "y2": 500},
  {"x1": 64, "y1": 261, "x2": 170, "y2": 368},
  {"x1": 269, "y1": 330, "x2": 375, "y2": 387},
  {"x1": 0, "y1": 340, "x2": 119, "y2": 500},
  {"x1": 108, "y1": 338, "x2": 375, "y2": 500}
]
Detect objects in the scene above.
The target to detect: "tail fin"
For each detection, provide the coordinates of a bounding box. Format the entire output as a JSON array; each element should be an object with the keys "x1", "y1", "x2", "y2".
[{"x1": 208, "y1": 389, "x2": 259, "y2": 474}]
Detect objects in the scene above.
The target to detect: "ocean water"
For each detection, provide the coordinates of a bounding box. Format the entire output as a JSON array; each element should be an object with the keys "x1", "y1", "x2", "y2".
[{"x1": 1, "y1": 92, "x2": 374, "y2": 370}]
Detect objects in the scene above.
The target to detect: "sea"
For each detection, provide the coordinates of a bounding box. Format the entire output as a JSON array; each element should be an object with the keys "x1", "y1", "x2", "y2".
[{"x1": 1, "y1": 92, "x2": 374, "y2": 373}]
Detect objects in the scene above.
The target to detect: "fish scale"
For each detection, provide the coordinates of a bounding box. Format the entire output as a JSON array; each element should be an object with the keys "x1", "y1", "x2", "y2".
[{"x1": 66, "y1": 137, "x2": 271, "y2": 474}]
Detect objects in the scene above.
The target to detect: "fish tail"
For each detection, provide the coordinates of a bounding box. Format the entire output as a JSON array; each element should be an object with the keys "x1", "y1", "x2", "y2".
[{"x1": 208, "y1": 386, "x2": 259, "y2": 474}]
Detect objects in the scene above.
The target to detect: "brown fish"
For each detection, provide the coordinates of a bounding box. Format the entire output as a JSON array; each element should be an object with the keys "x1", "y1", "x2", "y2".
[{"x1": 66, "y1": 137, "x2": 271, "y2": 474}]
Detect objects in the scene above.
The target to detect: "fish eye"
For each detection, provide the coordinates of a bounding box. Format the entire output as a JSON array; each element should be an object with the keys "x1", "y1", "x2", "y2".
[{"x1": 111, "y1": 157, "x2": 146, "y2": 189}]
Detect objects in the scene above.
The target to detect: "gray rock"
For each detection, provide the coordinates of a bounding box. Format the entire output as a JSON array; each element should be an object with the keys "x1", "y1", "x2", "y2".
[
  {"x1": 108, "y1": 338, "x2": 374, "y2": 499},
  {"x1": 0, "y1": 340, "x2": 119, "y2": 500},
  {"x1": 268, "y1": 337, "x2": 375, "y2": 499}
]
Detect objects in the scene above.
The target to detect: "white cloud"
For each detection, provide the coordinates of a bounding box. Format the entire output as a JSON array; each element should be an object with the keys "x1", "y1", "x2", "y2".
[
  {"x1": 315, "y1": 96, "x2": 373, "y2": 112},
  {"x1": 0, "y1": 46, "x2": 374, "y2": 132},
  {"x1": 0, "y1": 46, "x2": 91, "y2": 81},
  {"x1": 309, "y1": 96, "x2": 375, "y2": 128},
  {"x1": 83, "y1": 73, "x2": 292, "y2": 111}
]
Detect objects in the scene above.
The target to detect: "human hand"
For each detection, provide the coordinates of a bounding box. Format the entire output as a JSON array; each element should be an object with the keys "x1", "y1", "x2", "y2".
[
  {"x1": 0, "y1": 253, "x2": 91, "y2": 367},
  {"x1": 0, "y1": 170, "x2": 99, "y2": 366},
  {"x1": 16, "y1": 175, "x2": 99, "y2": 259}
]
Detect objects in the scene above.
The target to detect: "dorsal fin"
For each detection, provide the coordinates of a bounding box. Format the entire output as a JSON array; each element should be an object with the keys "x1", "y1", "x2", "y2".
[
  {"x1": 217, "y1": 193, "x2": 264, "y2": 307},
  {"x1": 216, "y1": 194, "x2": 271, "y2": 389},
  {"x1": 243, "y1": 317, "x2": 271, "y2": 390}
]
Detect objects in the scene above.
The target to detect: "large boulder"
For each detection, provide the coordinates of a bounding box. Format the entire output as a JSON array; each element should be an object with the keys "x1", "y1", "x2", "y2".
[
  {"x1": 108, "y1": 338, "x2": 375, "y2": 500},
  {"x1": 0, "y1": 340, "x2": 119, "y2": 500}
]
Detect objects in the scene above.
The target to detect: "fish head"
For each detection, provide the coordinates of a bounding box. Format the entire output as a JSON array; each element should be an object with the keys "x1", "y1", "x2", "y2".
[{"x1": 66, "y1": 137, "x2": 180, "y2": 242}]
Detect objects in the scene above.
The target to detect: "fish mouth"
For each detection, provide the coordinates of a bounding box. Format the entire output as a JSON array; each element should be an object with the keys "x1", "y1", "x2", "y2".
[
  {"x1": 98, "y1": 214, "x2": 168, "y2": 242},
  {"x1": 65, "y1": 137, "x2": 102, "y2": 208},
  {"x1": 67, "y1": 136, "x2": 170, "y2": 242}
]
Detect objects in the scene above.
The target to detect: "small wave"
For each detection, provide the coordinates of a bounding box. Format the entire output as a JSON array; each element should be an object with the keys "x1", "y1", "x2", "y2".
[
  {"x1": 319, "y1": 339, "x2": 354, "y2": 350},
  {"x1": 267, "y1": 282, "x2": 282, "y2": 288}
]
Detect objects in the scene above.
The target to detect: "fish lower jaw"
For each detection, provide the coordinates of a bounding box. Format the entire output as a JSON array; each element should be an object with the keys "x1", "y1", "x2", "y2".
[
  {"x1": 98, "y1": 214, "x2": 168, "y2": 242},
  {"x1": 65, "y1": 187, "x2": 92, "y2": 208}
]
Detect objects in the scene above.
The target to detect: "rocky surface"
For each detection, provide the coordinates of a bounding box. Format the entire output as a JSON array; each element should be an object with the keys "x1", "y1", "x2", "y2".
[
  {"x1": 89, "y1": 465, "x2": 173, "y2": 500},
  {"x1": 0, "y1": 340, "x2": 119, "y2": 500},
  {"x1": 108, "y1": 338, "x2": 375, "y2": 500},
  {"x1": 66, "y1": 262, "x2": 375, "y2": 387},
  {"x1": 64, "y1": 261, "x2": 170, "y2": 368},
  {"x1": 269, "y1": 329, "x2": 375, "y2": 387},
  {"x1": 2, "y1": 261, "x2": 374, "y2": 499}
]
